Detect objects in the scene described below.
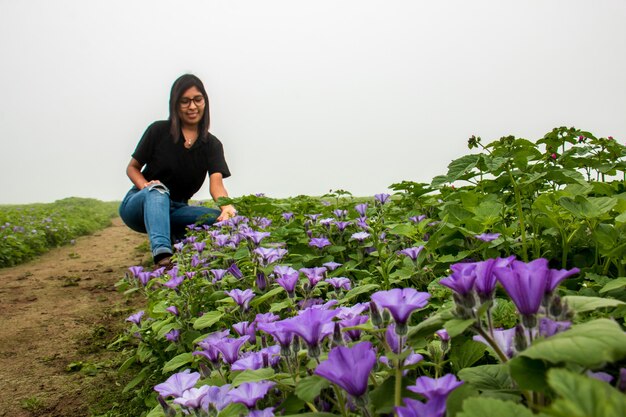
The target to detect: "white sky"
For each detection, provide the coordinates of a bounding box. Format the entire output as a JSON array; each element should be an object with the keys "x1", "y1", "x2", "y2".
[{"x1": 1, "y1": 0, "x2": 625, "y2": 204}]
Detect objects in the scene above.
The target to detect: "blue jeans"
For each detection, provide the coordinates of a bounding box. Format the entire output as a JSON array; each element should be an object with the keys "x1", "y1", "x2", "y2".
[{"x1": 119, "y1": 185, "x2": 220, "y2": 259}]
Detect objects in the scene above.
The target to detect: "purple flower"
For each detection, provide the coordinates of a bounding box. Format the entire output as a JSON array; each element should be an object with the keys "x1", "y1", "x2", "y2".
[
  {"x1": 494, "y1": 258, "x2": 550, "y2": 316},
  {"x1": 231, "y1": 352, "x2": 264, "y2": 371},
  {"x1": 280, "y1": 308, "x2": 339, "y2": 355},
  {"x1": 546, "y1": 266, "x2": 580, "y2": 293},
  {"x1": 325, "y1": 277, "x2": 351, "y2": 291},
  {"x1": 214, "y1": 336, "x2": 250, "y2": 364},
  {"x1": 319, "y1": 218, "x2": 334, "y2": 227},
  {"x1": 233, "y1": 321, "x2": 256, "y2": 340},
  {"x1": 165, "y1": 329, "x2": 180, "y2": 342},
  {"x1": 257, "y1": 321, "x2": 294, "y2": 349},
  {"x1": 226, "y1": 289, "x2": 255, "y2": 311},
  {"x1": 333, "y1": 209, "x2": 348, "y2": 219},
  {"x1": 355, "y1": 217, "x2": 369, "y2": 229},
  {"x1": 254, "y1": 312, "x2": 279, "y2": 324},
  {"x1": 227, "y1": 262, "x2": 243, "y2": 279},
  {"x1": 395, "y1": 397, "x2": 446, "y2": 417},
  {"x1": 228, "y1": 381, "x2": 276, "y2": 409},
  {"x1": 242, "y1": 230, "x2": 271, "y2": 246},
  {"x1": 351, "y1": 231, "x2": 370, "y2": 242},
  {"x1": 275, "y1": 268, "x2": 300, "y2": 297},
  {"x1": 371, "y1": 288, "x2": 431, "y2": 329},
  {"x1": 315, "y1": 341, "x2": 376, "y2": 398},
  {"x1": 474, "y1": 232, "x2": 501, "y2": 242},
  {"x1": 306, "y1": 213, "x2": 321, "y2": 222},
  {"x1": 173, "y1": 385, "x2": 210, "y2": 409},
  {"x1": 439, "y1": 262, "x2": 478, "y2": 296},
  {"x1": 374, "y1": 193, "x2": 391, "y2": 204},
  {"x1": 473, "y1": 327, "x2": 516, "y2": 359},
  {"x1": 249, "y1": 407, "x2": 275, "y2": 417},
  {"x1": 137, "y1": 271, "x2": 152, "y2": 286},
  {"x1": 128, "y1": 265, "x2": 143, "y2": 277},
  {"x1": 355, "y1": 203, "x2": 368, "y2": 217},
  {"x1": 282, "y1": 212, "x2": 294, "y2": 221},
  {"x1": 473, "y1": 257, "x2": 516, "y2": 300},
  {"x1": 323, "y1": 261, "x2": 342, "y2": 271},
  {"x1": 201, "y1": 384, "x2": 232, "y2": 412},
  {"x1": 165, "y1": 305, "x2": 179, "y2": 316},
  {"x1": 435, "y1": 329, "x2": 450, "y2": 342},
  {"x1": 210, "y1": 269, "x2": 228, "y2": 283},
  {"x1": 309, "y1": 237, "x2": 331, "y2": 249},
  {"x1": 154, "y1": 369, "x2": 200, "y2": 398},
  {"x1": 586, "y1": 371, "x2": 614, "y2": 384},
  {"x1": 339, "y1": 314, "x2": 369, "y2": 341},
  {"x1": 163, "y1": 274, "x2": 184, "y2": 290},
  {"x1": 409, "y1": 214, "x2": 427, "y2": 223},
  {"x1": 334, "y1": 221, "x2": 351, "y2": 231},
  {"x1": 300, "y1": 267, "x2": 327, "y2": 288},
  {"x1": 193, "y1": 241, "x2": 206, "y2": 253},
  {"x1": 538, "y1": 317, "x2": 571, "y2": 338},
  {"x1": 407, "y1": 373, "x2": 464, "y2": 400},
  {"x1": 398, "y1": 246, "x2": 424, "y2": 261},
  {"x1": 253, "y1": 247, "x2": 288, "y2": 266},
  {"x1": 196, "y1": 330, "x2": 230, "y2": 363},
  {"x1": 126, "y1": 311, "x2": 144, "y2": 325}
]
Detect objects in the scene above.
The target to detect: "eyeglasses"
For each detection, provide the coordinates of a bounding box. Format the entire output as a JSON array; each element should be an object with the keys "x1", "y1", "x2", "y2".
[{"x1": 179, "y1": 95, "x2": 205, "y2": 108}]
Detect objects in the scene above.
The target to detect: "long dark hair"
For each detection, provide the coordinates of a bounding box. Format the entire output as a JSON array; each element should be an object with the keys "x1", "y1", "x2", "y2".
[{"x1": 168, "y1": 74, "x2": 211, "y2": 142}]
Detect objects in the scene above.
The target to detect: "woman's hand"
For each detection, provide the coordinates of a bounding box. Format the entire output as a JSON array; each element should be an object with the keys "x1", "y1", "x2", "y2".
[{"x1": 217, "y1": 204, "x2": 237, "y2": 222}]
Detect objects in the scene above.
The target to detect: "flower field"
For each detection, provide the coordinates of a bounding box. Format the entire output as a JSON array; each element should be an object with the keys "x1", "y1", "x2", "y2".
[
  {"x1": 0, "y1": 197, "x2": 119, "y2": 268},
  {"x1": 117, "y1": 127, "x2": 626, "y2": 417}
]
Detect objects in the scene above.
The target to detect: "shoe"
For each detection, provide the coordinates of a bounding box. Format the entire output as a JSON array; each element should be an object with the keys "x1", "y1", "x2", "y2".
[{"x1": 154, "y1": 255, "x2": 174, "y2": 270}]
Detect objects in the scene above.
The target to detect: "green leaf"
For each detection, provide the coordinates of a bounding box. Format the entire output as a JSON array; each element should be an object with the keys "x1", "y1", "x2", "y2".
[
  {"x1": 270, "y1": 299, "x2": 292, "y2": 313},
  {"x1": 546, "y1": 368, "x2": 626, "y2": 417},
  {"x1": 450, "y1": 339, "x2": 486, "y2": 372},
  {"x1": 458, "y1": 364, "x2": 514, "y2": 392},
  {"x1": 599, "y1": 278, "x2": 626, "y2": 294},
  {"x1": 122, "y1": 367, "x2": 149, "y2": 393},
  {"x1": 446, "y1": 154, "x2": 481, "y2": 182},
  {"x1": 408, "y1": 309, "x2": 453, "y2": 342},
  {"x1": 192, "y1": 311, "x2": 224, "y2": 330},
  {"x1": 217, "y1": 403, "x2": 249, "y2": 417},
  {"x1": 388, "y1": 223, "x2": 417, "y2": 238},
  {"x1": 281, "y1": 414, "x2": 340, "y2": 417},
  {"x1": 250, "y1": 287, "x2": 284, "y2": 307},
  {"x1": 444, "y1": 318, "x2": 475, "y2": 338},
  {"x1": 340, "y1": 283, "x2": 380, "y2": 304},
  {"x1": 520, "y1": 319, "x2": 626, "y2": 368},
  {"x1": 457, "y1": 397, "x2": 533, "y2": 417},
  {"x1": 562, "y1": 296, "x2": 625, "y2": 312},
  {"x1": 162, "y1": 352, "x2": 193, "y2": 373},
  {"x1": 508, "y1": 356, "x2": 549, "y2": 392},
  {"x1": 294, "y1": 375, "x2": 330, "y2": 402},
  {"x1": 231, "y1": 368, "x2": 275, "y2": 386},
  {"x1": 145, "y1": 405, "x2": 166, "y2": 417}
]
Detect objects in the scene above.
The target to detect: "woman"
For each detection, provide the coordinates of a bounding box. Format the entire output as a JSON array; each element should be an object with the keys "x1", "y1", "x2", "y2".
[{"x1": 119, "y1": 74, "x2": 236, "y2": 268}]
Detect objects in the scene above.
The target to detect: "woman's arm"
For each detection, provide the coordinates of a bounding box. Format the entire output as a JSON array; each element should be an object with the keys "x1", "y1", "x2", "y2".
[
  {"x1": 209, "y1": 172, "x2": 236, "y2": 221},
  {"x1": 126, "y1": 158, "x2": 161, "y2": 190}
]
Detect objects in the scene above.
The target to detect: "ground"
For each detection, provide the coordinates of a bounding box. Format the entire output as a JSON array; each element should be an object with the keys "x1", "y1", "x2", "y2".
[{"x1": 0, "y1": 218, "x2": 149, "y2": 417}]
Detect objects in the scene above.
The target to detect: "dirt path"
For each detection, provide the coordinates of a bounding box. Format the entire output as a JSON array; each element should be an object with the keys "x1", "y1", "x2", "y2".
[{"x1": 0, "y1": 218, "x2": 148, "y2": 417}]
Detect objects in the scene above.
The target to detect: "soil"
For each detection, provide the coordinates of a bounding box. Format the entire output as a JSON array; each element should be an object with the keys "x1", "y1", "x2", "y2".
[{"x1": 0, "y1": 218, "x2": 149, "y2": 417}]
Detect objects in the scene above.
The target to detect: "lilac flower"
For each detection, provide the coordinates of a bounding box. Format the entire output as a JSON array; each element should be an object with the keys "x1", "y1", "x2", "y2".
[
  {"x1": 336, "y1": 303, "x2": 370, "y2": 319},
  {"x1": 538, "y1": 317, "x2": 571, "y2": 337},
  {"x1": 165, "y1": 329, "x2": 180, "y2": 342},
  {"x1": 315, "y1": 341, "x2": 376, "y2": 398},
  {"x1": 253, "y1": 247, "x2": 288, "y2": 266},
  {"x1": 249, "y1": 407, "x2": 275, "y2": 417},
  {"x1": 231, "y1": 352, "x2": 264, "y2": 371},
  {"x1": 319, "y1": 218, "x2": 334, "y2": 227},
  {"x1": 473, "y1": 257, "x2": 516, "y2": 300},
  {"x1": 380, "y1": 351, "x2": 424, "y2": 370},
  {"x1": 300, "y1": 267, "x2": 327, "y2": 288},
  {"x1": 165, "y1": 306, "x2": 179, "y2": 316},
  {"x1": 201, "y1": 384, "x2": 232, "y2": 412},
  {"x1": 407, "y1": 373, "x2": 464, "y2": 400},
  {"x1": 226, "y1": 289, "x2": 255, "y2": 311},
  {"x1": 355, "y1": 217, "x2": 368, "y2": 229},
  {"x1": 371, "y1": 288, "x2": 431, "y2": 331},
  {"x1": 325, "y1": 277, "x2": 351, "y2": 291},
  {"x1": 228, "y1": 381, "x2": 276, "y2": 408},
  {"x1": 274, "y1": 265, "x2": 300, "y2": 297},
  {"x1": 233, "y1": 321, "x2": 256, "y2": 340},
  {"x1": 214, "y1": 336, "x2": 250, "y2": 364},
  {"x1": 546, "y1": 266, "x2": 580, "y2": 293},
  {"x1": 339, "y1": 314, "x2": 369, "y2": 341},
  {"x1": 227, "y1": 262, "x2": 243, "y2": 279},
  {"x1": 196, "y1": 330, "x2": 230, "y2": 363},
  {"x1": 154, "y1": 369, "x2": 201, "y2": 398},
  {"x1": 163, "y1": 274, "x2": 184, "y2": 290},
  {"x1": 398, "y1": 246, "x2": 424, "y2": 261},
  {"x1": 587, "y1": 371, "x2": 614, "y2": 384},
  {"x1": 253, "y1": 217, "x2": 272, "y2": 229},
  {"x1": 473, "y1": 328, "x2": 516, "y2": 359},
  {"x1": 355, "y1": 203, "x2": 368, "y2": 217},
  {"x1": 190, "y1": 254, "x2": 203, "y2": 268},
  {"x1": 137, "y1": 271, "x2": 152, "y2": 286},
  {"x1": 334, "y1": 221, "x2": 351, "y2": 231},
  {"x1": 374, "y1": 193, "x2": 391, "y2": 204},
  {"x1": 395, "y1": 397, "x2": 446, "y2": 417},
  {"x1": 439, "y1": 262, "x2": 478, "y2": 296},
  {"x1": 333, "y1": 209, "x2": 348, "y2": 219},
  {"x1": 210, "y1": 269, "x2": 228, "y2": 283},
  {"x1": 280, "y1": 308, "x2": 339, "y2": 355},
  {"x1": 254, "y1": 312, "x2": 279, "y2": 324},
  {"x1": 193, "y1": 241, "x2": 206, "y2": 253},
  {"x1": 494, "y1": 258, "x2": 550, "y2": 317},
  {"x1": 306, "y1": 213, "x2": 322, "y2": 222},
  {"x1": 257, "y1": 321, "x2": 294, "y2": 349},
  {"x1": 323, "y1": 261, "x2": 342, "y2": 271},
  {"x1": 474, "y1": 232, "x2": 501, "y2": 242},
  {"x1": 174, "y1": 242, "x2": 185, "y2": 252},
  {"x1": 435, "y1": 329, "x2": 450, "y2": 342},
  {"x1": 409, "y1": 214, "x2": 427, "y2": 223},
  {"x1": 126, "y1": 311, "x2": 144, "y2": 325},
  {"x1": 351, "y1": 231, "x2": 370, "y2": 241},
  {"x1": 282, "y1": 212, "x2": 294, "y2": 221},
  {"x1": 242, "y1": 230, "x2": 271, "y2": 246},
  {"x1": 151, "y1": 267, "x2": 166, "y2": 278},
  {"x1": 172, "y1": 385, "x2": 210, "y2": 409},
  {"x1": 309, "y1": 237, "x2": 331, "y2": 249},
  {"x1": 128, "y1": 265, "x2": 143, "y2": 277}
]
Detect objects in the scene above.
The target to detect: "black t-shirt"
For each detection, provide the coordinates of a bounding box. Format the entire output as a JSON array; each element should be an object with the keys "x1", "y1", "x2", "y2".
[{"x1": 132, "y1": 120, "x2": 231, "y2": 202}]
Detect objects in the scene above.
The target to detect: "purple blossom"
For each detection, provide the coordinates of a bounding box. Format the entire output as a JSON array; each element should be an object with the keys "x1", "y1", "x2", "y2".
[
  {"x1": 355, "y1": 217, "x2": 368, "y2": 229},
  {"x1": 154, "y1": 369, "x2": 200, "y2": 398},
  {"x1": 254, "y1": 312, "x2": 280, "y2": 324},
  {"x1": 334, "y1": 221, "x2": 351, "y2": 231},
  {"x1": 474, "y1": 232, "x2": 501, "y2": 242},
  {"x1": 253, "y1": 247, "x2": 288, "y2": 266},
  {"x1": 233, "y1": 321, "x2": 256, "y2": 340},
  {"x1": 374, "y1": 193, "x2": 391, "y2": 204},
  {"x1": 409, "y1": 214, "x2": 427, "y2": 223},
  {"x1": 319, "y1": 218, "x2": 334, "y2": 227},
  {"x1": 274, "y1": 267, "x2": 300, "y2": 297},
  {"x1": 473, "y1": 327, "x2": 516, "y2": 359},
  {"x1": 214, "y1": 336, "x2": 250, "y2": 364},
  {"x1": 282, "y1": 212, "x2": 294, "y2": 221},
  {"x1": 371, "y1": 288, "x2": 431, "y2": 329},
  {"x1": 257, "y1": 321, "x2": 294, "y2": 348},
  {"x1": 315, "y1": 341, "x2": 376, "y2": 398},
  {"x1": 226, "y1": 289, "x2": 255, "y2": 311},
  {"x1": 407, "y1": 373, "x2": 464, "y2": 400},
  {"x1": 126, "y1": 311, "x2": 144, "y2": 325},
  {"x1": 196, "y1": 330, "x2": 230, "y2": 363},
  {"x1": 586, "y1": 371, "x2": 614, "y2": 384},
  {"x1": 165, "y1": 329, "x2": 180, "y2": 342},
  {"x1": 165, "y1": 306, "x2": 179, "y2": 316},
  {"x1": 172, "y1": 385, "x2": 210, "y2": 409},
  {"x1": 473, "y1": 257, "x2": 516, "y2": 299},
  {"x1": 201, "y1": 384, "x2": 232, "y2": 412},
  {"x1": 395, "y1": 397, "x2": 446, "y2": 417},
  {"x1": 380, "y1": 351, "x2": 424, "y2": 370},
  {"x1": 398, "y1": 246, "x2": 424, "y2": 261},
  {"x1": 242, "y1": 230, "x2": 271, "y2": 246},
  {"x1": 339, "y1": 314, "x2": 369, "y2": 341},
  {"x1": 249, "y1": 407, "x2": 275, "y2": 417},
  {"x1": 193, "y1": 241, "x2": 206, "y2": 252},
  {"x1": 546, "y1": 266, "x2": 580, "y2": 293},
  {"x1": 439, "y1": 262, "x2": 478, "y2": 296},
  {"x1": 163, "y1": 274, "x2": 184, "y2": 290},
  {"x1": 174, "y1": 242, "x2": 185, "y2": 252},
  {"x1": 137, "y1": 271, "x2": 152, "y2": 286},
  {"x1": 538, "y1": 317, "x2": 571, "y2": 337},
  {"x1": 128, "y1": 265, "x2": 143, "y2": 277},
  {"x1": 227, "y1": 262, "x2": 243, "y2": 279},
  {"x1": 210, "y1": 269, "x2": 228, "y2": 283},
  {"x1": 228, "y1": 381, "x2": 276, "y2": 409},
  {"x1": 325, "y1": 277, "x2": 351, "y2": 291},
  {"x1": 309, "y1": 237, "x2": 331, "y2": 249},
  {"x1": 333, "y1": 209, "x2": 348, "y2": 219},
  {"x1": 351, "y1": 231, "x2": 370, "y2": 241},
  {"x1": 323, "y1": 261, "x2": 342, "y2": 271},
  {"x1": 355, "y1": 203, "x2": 368, "y2": 217},
  {"x1": 231, "y1": 352, "x2": 264, "y2": 371},
  {"x1": 494, "y1": 258, "x2": 550, "y2": 316},
  {"x1": 300, "y1": 267, "x2": 327, "y2": 288},
  {"x1": 280, "y1": 308, "x2": 339, "y2": 354}
]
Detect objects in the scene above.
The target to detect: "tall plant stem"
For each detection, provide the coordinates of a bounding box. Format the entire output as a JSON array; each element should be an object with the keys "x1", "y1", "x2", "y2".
[
  {"x1": 474, "y1": 326, "x2": 508, "y2": 363},
  {"x1": 507, "y1": 166, "x2": 528, "y2": 262},
  {"x1": 394, "y1": 363, "x2": 403, "y2": 411},
  {"x1": 332, "y1": 385, "x2": 350, "y2": 417}
]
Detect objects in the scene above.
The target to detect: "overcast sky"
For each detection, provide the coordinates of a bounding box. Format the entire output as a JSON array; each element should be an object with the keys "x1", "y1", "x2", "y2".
[{"x1": 1, "y1": 0, "x2": 625, "y2": 204}]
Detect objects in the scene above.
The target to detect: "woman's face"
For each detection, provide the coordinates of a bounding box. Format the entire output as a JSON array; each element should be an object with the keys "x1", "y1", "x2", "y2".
[{"x1": 177, "y1": 86, "x2": 205, "y2": 128}]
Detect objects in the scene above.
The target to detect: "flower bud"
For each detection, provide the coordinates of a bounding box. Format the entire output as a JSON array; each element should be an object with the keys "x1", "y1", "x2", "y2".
[
  {"x1": 369, "y1": 302, "x2": 383, "y2": 328},
  {"x1": 514, "y1": 324, "x2": 528, "y2": 353}
]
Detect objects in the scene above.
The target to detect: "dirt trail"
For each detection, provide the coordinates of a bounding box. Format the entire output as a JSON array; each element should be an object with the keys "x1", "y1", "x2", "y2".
[{"x1": 0, "y1": 218, "x2": 148, "y2": 417}]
